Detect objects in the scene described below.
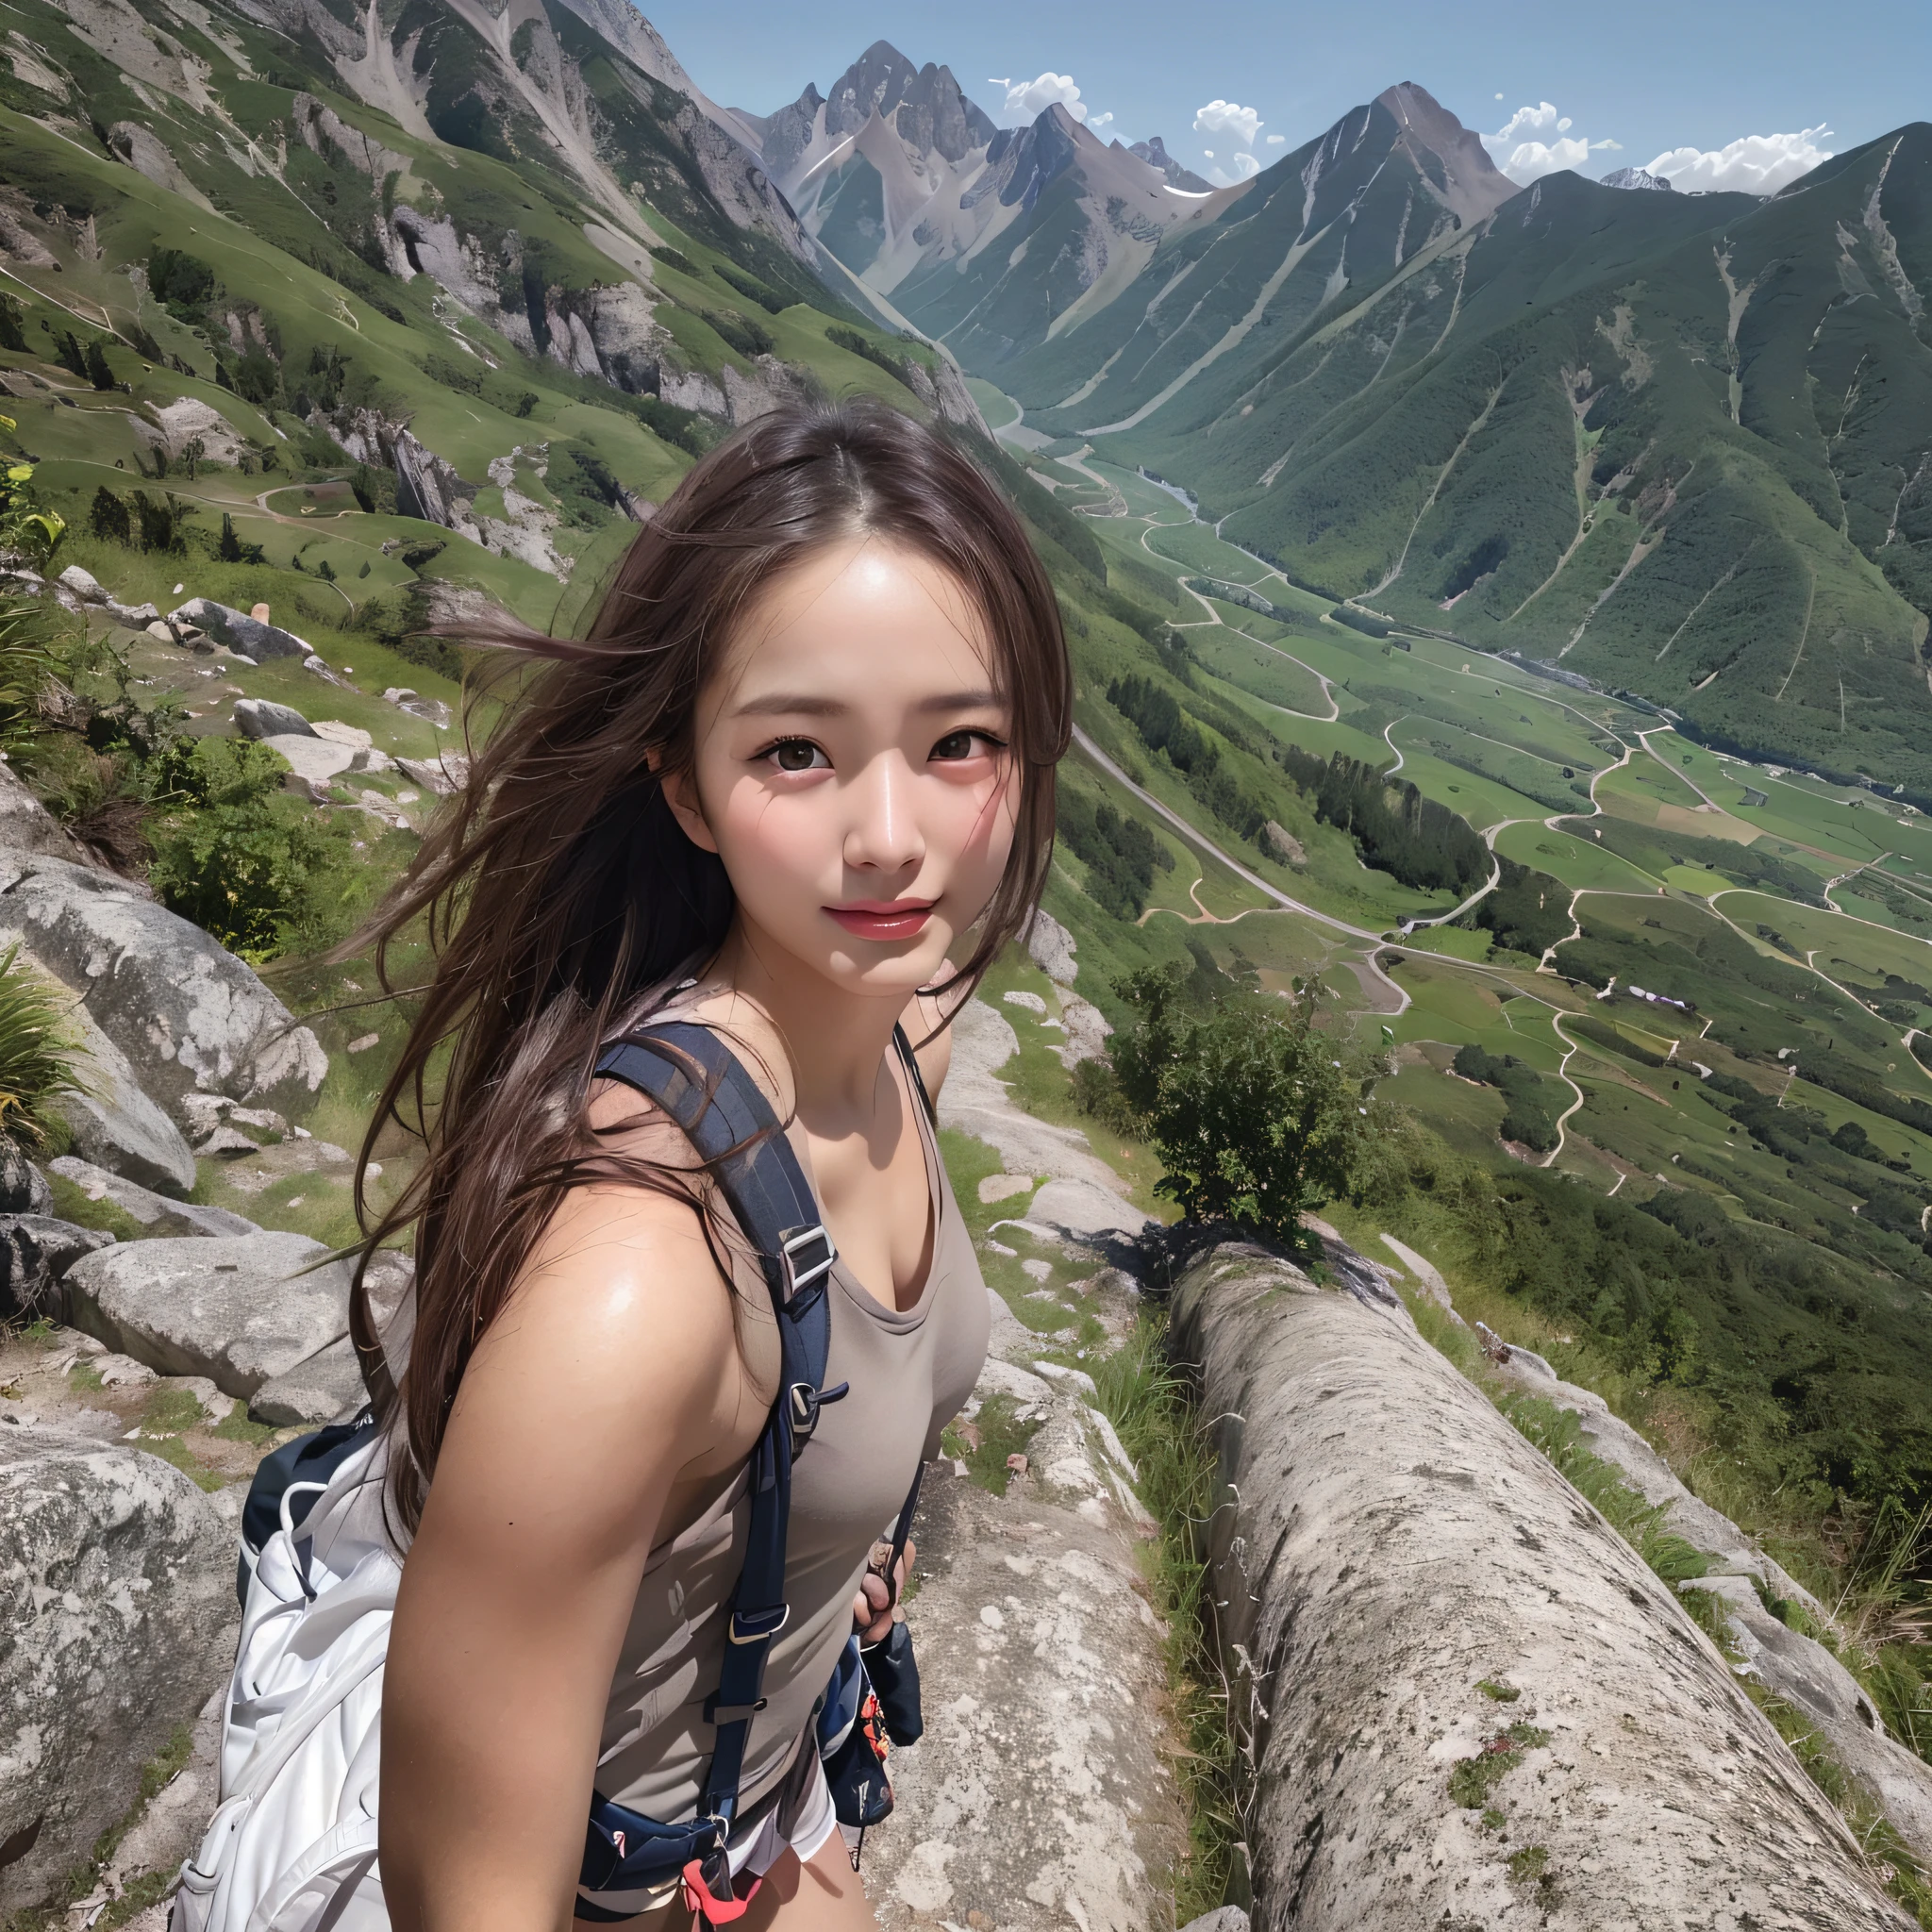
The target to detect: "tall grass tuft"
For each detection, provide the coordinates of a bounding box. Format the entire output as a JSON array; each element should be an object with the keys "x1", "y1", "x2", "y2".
[
  {"x1": 0, "y1": 942, "x2": 81, "y2": 1147},
  {"x1": 1092, "y1": 1312, "x2": 1246, "y2": 1917}
]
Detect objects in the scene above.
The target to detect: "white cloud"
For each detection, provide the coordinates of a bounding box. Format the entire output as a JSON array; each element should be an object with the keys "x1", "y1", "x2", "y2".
[
  {"x1": 1089, "y1": 110, "x2": 1113, "y2": 133},
  {"x1": 993, "y1": 72, "x2": 1093, "y2": 125},
  {"x1": 1483, "y1": 100, "x2": 1623, "y2": 186},
  {"x1": 1194, "y1": 99, "x2": 1263, "y2": 148},
  {"x1": 1265, "y1": 133, "x2": 1286, "y2": 145},
  {"x1": 1205, "y1": 151, "x2": 1262, "y2": 188},
  {"x1": 1645, "y1": 125, "x2": 1833, "y2": 196},
  {"x1": 1201, "y1": 149, "x2": 1213, "y2": 158}
]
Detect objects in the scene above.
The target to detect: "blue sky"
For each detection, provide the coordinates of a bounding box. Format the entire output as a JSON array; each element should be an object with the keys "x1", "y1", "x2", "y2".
[{"x1": 641, "y1": 0, "x2": 1929, "y2": 193}]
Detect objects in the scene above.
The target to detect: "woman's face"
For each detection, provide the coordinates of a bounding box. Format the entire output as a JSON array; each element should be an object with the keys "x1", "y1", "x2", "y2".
[{"x1": 665, "y1": 535, "x2": 1021, "y2": 1004}]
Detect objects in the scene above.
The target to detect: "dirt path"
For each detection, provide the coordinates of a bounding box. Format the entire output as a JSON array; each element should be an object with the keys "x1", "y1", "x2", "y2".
[{"x1": 1072, "y1": 724, "x2": 1410, "y2": 1014}]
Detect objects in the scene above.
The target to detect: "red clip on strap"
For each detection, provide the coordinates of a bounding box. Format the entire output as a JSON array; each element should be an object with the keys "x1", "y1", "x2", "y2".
[{"x1": 680, "y1": 1855, "x2": 761, "y2": 1926}]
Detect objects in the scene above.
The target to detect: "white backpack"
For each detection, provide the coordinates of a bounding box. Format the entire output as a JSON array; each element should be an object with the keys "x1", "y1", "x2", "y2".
[{"x1": 172, "y1": 1424, "x2": 399, "y2": 1932}]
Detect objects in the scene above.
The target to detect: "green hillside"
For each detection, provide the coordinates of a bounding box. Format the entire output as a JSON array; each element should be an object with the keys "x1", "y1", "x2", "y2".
[{"x1": 925, "y1": 95, "x2": 1932, "y2": 793}]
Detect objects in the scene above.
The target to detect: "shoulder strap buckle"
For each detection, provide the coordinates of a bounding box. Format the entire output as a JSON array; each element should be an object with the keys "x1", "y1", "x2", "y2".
[{"x1": 778, "y1": 1223, "x2": 836, "y2": 1298}]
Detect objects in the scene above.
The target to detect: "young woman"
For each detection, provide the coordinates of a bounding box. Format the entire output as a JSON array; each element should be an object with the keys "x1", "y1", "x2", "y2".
[{"x1": 349, "y1": 399, "x2": 1072, "y2": 1932}]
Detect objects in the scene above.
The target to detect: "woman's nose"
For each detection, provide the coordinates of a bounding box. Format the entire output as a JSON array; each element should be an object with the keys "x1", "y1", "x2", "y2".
[{"x1": 842, "y1": 755, "x2": 925, "y2": 874}]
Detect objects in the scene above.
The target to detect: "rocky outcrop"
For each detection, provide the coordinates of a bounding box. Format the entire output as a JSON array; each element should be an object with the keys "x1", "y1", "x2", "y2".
[
  {"x1": 0, "y1": 760, "x2": 90, "y2": 864},
  {"x1": 937, "y1": 1001, "x2": 1149, "y2": 1245},
  {"x1": 48, "y1": 1157, "x2": 257, "y2": 1240},
  {"x1": 47, "y1": 980, "x2": 197, "y2": 1193},
  {"x1": 145, "y1": 399, "x2": 247, "y2": 468},
  {"x1": 63, "y1": 1231, "x2": 353, "y2": 1402},
  {"x1": 251, "y1": 1330, "x2": 366, "y2": 1425},
  {"x1": 0, "y1": 856, "x2": 327, "y2": 1126},
  {"x1": 0, "y1": 1213, "x2": 113, "y2": 1321},
  {"x1": 167, "y1": 600, "x2": 310, "y2": 662},
  {"x1": 1171, "y1": 1241, "x2": 1913, "y2": 1926},
  {"x1": 104, "y1": 122, "x2": 214, "y2": 211},
  {"x1": 0, "y1": 1429, "x2": 236, "y2": 1915},
  {"x1": 1484, "y1": 1346, "x2": 1932, "y2": 1870},
  {"x1": 233, "y1": 697, "x2": 316, "y2": 740}
]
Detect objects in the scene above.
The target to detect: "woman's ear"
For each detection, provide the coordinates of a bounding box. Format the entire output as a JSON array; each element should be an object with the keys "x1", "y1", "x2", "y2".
[{"x1": 658, "y1": 764, "x2": 720, "y2": 855}]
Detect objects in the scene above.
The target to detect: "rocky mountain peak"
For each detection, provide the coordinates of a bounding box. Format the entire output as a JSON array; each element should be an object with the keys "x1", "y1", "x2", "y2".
[
  {"x1": 1374, "y1": 79, "x2": 1519, "y2": 225},
  {"x1": 1127, "y1": 135, "x2": 1212, "y2": 194},
  {"x1": 1601, "y1": 164, "x2": 1674, "y2": 192}
]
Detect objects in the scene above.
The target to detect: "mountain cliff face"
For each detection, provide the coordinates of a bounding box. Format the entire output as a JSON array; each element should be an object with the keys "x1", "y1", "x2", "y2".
[{"x1": 1129, "y1": 136, "x2": 1213, "y2": 195}]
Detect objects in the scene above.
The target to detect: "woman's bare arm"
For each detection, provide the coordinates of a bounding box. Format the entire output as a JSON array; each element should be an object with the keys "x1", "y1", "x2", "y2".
[{"x1": 379, "y1": 1185, "x2": 754, "y2": 1932}]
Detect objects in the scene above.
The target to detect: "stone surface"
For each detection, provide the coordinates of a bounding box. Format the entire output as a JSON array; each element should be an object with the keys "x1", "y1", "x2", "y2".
[
  {"x1": 1054, "y1": 992, "x2": 1113, "y2": 1070},
  {"x1": 251, "y1": 1331, "x2": 367, "y2": 1425},
  {"x1": 166, "y1": 598, "x2": 310, "y2": 661},
  {"x1": 976, "y1": 1173, "x2": 1034, "y2": 1205},
  {"x1": 383, "y1": 686, "x2": 452, "y2": 728},
  {"x1": 34, "y1": 968, "x2": 198, "y2": 1194},
  {"x1": 57, "y1": 564, "x2": 108, "y2": 604},
  {"x1": 101, "y1": 1687, "x2": 225, "y2": 1905},
  {"x1": 1485, "y1": 1351, "x2": 1932, "y2": 1866},
  {"x1": 49, "y1": 1156, "x2": 258, "y2": 1239},
  {"x1": 1024, "y1": 908, "x2": 1078, "y2": 985},
  {"x1": 232, "y1": 697, "x2": 315, "y2": 740},
  {"x1": 0, "y1": 856, "x2": 328, "y2": 1124},
  {"x1": 1172, "y1": 1242, "x2": 1912, "y2": 1927},
  {"x1": 0, "y1": 1428, "x2": 237, "y2": 1914},
  {"x1": 263, "y1": 732, "x2": 356, "y2": 785},
  {"x1": 64, "y1": 1230, "x2": 352, "y2": 1398},
  {"x1": 0, "y1": 1139, "x2": 48, "y2": 1214},
  {"x1": 862, "y1": 1433, "x2": 1183, "y2": 1932},
  {"x1": 0, "y1": 1213, "x2": 114, "y2": 1322},
  {"x1": 0, "y1": 758, "x2": 89, "y2": 863},
  {"x1": 395, "y1": 751, "x2": 470, "y2": 796},
  {"x1": 939, "y1": 1001, "x2": 1143, "y2": 1215}
]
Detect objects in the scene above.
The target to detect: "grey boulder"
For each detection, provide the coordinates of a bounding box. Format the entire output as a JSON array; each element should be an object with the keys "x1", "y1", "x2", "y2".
[
  {"x1": 0, "y1": 1213, "x2": 114, "y2": 1322},
  {"x1": 0, "y1": 1428, "x2": 237, "y2": 1915},
  {"x1": 64, "y1": 1230, "x2": 349, "y2": 1398},
  {"x1": 0, "y1": 759, "x2": 88, "y2": 864},
  {"x1": 42, "y1": 979, "x2": 197, "y2": 1193},
  {"x1": 252, "y1": 1331, "x2": 367, "y2": 1425},
  {"x1": 48, "y1": 1156, "x2": 258, "y2": 1238},
  {"x1": 165, "y1": 598, "x2": 310, "y2": 661},
  {"x1": 0, "y1": 1139, "x2": 49, "y2": 1213},
  {"x1": 233, "y1": 697, "x2": 316, "y2": 740},
  {"x1": 0, "y1": 856, "x2": 327, "y2": 1124}
]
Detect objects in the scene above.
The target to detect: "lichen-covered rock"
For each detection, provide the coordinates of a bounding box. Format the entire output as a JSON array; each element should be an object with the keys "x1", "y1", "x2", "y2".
[
  {"x1": 0, "y1": 857, "x2": 327, "y2": 1124},
  {"x1": 0, "y1": 759, "x2": 89, "y2": 864},
  {"x1": 860, "y1": 1455, "x2": 1183, "y2": 1932},
  {"x1": 1172, "y1": 1241, "x2": 1912, "y2": 1928},
  {"x1": 0, "y1": 1429, "x2": 236, "y2": 1913},
  {"x1": 233, "y1": 697, "x2": 316, "y2": 740},
  {"x1": 63, "y1": 1231, "x2": 351, "y2": 1399},
  {"x1": 251, "y1": 1331, "x2": 367, "y2": 1425}
]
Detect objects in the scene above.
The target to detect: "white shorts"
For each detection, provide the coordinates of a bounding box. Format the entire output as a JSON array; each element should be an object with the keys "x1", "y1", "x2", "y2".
[{"x1": 575, "y1": 1753, "x2": 838, "y2": 1922}]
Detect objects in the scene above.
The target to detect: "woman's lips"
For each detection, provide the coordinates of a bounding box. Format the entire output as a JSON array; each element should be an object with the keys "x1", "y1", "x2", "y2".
[{"x1": 825, "y1": 901, "x2": 935, "y2": 941}]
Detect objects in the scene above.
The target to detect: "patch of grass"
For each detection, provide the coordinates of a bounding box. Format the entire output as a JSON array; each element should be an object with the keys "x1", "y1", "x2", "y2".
[
  {"x1": 0, "y1": 1724, "x2": 193, "y2": 1932},
  {"x1": 1507, "y1": 1844, "x2": 1549, "y2": 1883},
  {"x1": 944, "y1": 1392, "x2": 1041, "y2": 1497},
  {"x1": 211, "y1": 1404, "x2": 280, "y2": 1448},
  {"x1": 142, "y1": 1384, "x2": 207, "y2": 1432},
  {"x1": 67, "y1": 1359, "x2": 104, "y2": 1392},
  {"x1": 1446, "y1": 1722, "x2": 1551, "y2": 1808},
  {"x1": 46, "y1": 1173, "x2": 148, "y2": 1242},
  {"x1": 141, "y1": 1431, "x2": 225, "y2": 1492},
  {"x1": 1476, "y1": 1677, "x2": 1522, "y2": 1703},
  {"x1": 1745, "y1": 1684, "x2": 1932, "y2": 1927},
  {"x1": 1091, "y1": 1311, "x2": 1241, "y2": 1919}
]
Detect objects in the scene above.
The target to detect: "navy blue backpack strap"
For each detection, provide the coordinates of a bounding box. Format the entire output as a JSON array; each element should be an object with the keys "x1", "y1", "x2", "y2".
[{"x1": 583, "y1": 1023, "x2": 846, "y2": 1910}]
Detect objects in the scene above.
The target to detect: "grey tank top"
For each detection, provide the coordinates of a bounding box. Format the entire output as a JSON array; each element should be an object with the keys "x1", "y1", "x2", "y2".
[{"x1": 593, "y1": 1040, "x2": 990, "y2": 1822}]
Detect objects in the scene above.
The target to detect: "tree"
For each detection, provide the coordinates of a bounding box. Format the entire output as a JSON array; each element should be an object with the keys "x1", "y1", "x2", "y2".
[
  {"x1": 1110, "y1": 967, "x2": 1386, "y2": 1246},
  {"x1": 89, "y1": 486, "x2": 133, "y2": 546},
  {"x1": 180, "y1": 436, "x2": 207, "y2": 480},
  {"x1": 84, "y1": 339, "x2": 116, "y2": 391}
]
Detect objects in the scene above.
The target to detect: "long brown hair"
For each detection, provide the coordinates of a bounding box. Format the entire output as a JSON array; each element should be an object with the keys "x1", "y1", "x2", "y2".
[{"x1": 349, "y1": 399, "x2": 1071, "y2": 1529}]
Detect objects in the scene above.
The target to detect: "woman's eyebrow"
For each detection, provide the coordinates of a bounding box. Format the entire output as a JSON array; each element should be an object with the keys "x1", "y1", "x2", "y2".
[{"x1": 731, "y1": 689, "x2": 1002, "y2": 718}]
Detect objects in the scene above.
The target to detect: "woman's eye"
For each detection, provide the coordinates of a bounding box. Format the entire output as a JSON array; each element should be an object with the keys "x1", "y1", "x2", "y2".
[
  {"x1": 767, "y1": 740, "x2": 829, "y2": 773},
  {"x1": 932, "y1": 730, "x2": 999, "y2": 761}
]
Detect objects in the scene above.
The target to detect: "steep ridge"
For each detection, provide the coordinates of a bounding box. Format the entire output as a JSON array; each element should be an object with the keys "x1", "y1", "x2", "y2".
[{"x1": 741, "y1": 43, "x2": 1250, "y2": 354}]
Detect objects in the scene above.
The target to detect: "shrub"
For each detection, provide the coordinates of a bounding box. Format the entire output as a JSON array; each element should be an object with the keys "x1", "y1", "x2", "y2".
[
  {"x1": 145, "y1": 739, "x2": 365, "y2": 960},
  {"x1": 0, "y1": 459, "x2": 65, "y2": 568},
  {"x1": 704, "y1": 308, "x2": 774, "y2": 358},
  {"x1": 0, "y1": 942, "x2": 83, "y2": 1147},
  {"x1": 89, "y1": 486, "x2": 133, "y2": 546},
  {"x1": 1110, "y1": 968, "x2": 1385, "y2": 1243}
]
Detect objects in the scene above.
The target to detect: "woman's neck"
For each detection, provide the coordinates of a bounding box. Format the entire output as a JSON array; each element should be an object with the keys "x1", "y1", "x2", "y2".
[{"x1": 702, "y1": 922, "x2": 907, "y2": 1125}]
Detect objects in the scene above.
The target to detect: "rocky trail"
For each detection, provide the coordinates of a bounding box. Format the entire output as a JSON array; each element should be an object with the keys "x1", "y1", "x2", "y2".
[{"x1": 8, "y1": 741, "x2": 1932, "y2": 1927}]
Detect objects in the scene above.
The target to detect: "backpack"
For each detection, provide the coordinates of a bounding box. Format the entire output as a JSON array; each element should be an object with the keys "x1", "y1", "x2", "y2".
[{"x1": 172, "y1": 1022, "x2": 924, "y2": 1932}]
